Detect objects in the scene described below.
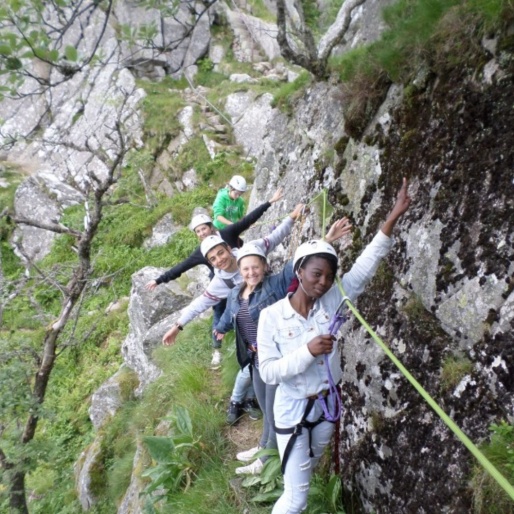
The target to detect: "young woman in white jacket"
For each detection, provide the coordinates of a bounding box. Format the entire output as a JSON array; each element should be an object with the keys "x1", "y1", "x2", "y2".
[{"x1": 257, "y1": 179, "x2": 411, "y2": 514}]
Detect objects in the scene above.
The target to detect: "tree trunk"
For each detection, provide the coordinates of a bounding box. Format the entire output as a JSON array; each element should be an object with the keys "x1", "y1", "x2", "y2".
[{"x1": 9, "y1": 471, "x2": 29, "y2": 514}]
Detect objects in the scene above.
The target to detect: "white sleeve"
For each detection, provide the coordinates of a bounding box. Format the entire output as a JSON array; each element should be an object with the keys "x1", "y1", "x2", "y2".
[
  {"x1": 341, "y1": 230, "x2": 393, "y2": 302},
  {"x1": 257, "y1": 307, "x2": 315, "y2": 385},
  {"x1": 250, "y1": 216, "x2": 294, "y2": 256},
  {"x1": 177, "y1": 276, "x2": 230, "y2": 326}
]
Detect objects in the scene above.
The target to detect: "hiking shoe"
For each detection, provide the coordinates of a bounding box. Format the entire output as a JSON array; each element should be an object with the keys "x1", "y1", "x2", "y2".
[
  {"x1": 235, "y1": 459, "x2": 264, "y2": 475},
  {"x1": 242, "y1": 398, "x2": 262, "y2": 421},
  {"x1": 236, "y1": 445, "x2": 263, "y2": 462},
  {"x1": 210, "y1": 350, "x2": 222, "y2": 369},
  {"x1": 226, "y1": 401, "x2": 243, "y2": 426}
]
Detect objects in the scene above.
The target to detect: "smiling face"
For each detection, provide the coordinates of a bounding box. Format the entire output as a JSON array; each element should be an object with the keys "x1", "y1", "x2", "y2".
[
  {"x1": 206, "y1": 244, "x2": 235, "y2": 271},
  {"x1": 239, "y1": 255, "x2": 266, "y2": 286},
  {"x1": 194, "y1": 223, "x2": 215, "y2": 241},
  {"x1": 297, "y1": 256, "x2": 336, "y2": 299}
]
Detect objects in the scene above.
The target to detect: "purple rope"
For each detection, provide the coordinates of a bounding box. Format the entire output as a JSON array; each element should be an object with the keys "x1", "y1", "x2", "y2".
[{"x1": 318, "y1": 299, "x2": 348, "y2": 422}]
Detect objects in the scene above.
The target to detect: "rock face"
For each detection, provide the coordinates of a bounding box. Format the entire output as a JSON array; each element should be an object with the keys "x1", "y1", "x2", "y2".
[
  {"x1": 221, "y1": 33, "x2": 514, "y2": 514},
  {"x1": 4, "y1": 1, "x2": 514, "y2": 512}
]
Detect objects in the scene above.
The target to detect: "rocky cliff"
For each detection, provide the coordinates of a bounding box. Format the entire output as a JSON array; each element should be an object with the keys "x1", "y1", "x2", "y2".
[{"x1": 2, "y1": 0, "x2": 513, "y2": 512}]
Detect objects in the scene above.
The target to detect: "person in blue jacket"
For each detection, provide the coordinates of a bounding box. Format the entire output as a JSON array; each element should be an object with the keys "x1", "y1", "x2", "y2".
[{"x1": 214, "y1": 216, "x2": 352, "y2": 475}]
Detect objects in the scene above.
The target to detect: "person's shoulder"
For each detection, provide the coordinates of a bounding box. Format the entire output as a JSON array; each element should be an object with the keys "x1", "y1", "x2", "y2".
[{"x1": 261, "y1": 296, "x2": 287, "y2": 317}]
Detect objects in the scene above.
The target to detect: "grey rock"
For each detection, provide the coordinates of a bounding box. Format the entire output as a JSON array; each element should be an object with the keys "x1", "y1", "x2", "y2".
[
  {"x1": 12, "y1": 176, "x2": 63, "y2": 263},
  {"x1": 143, "y1": 213, "x2": 181, "y2": 249},
  {"x1": 121, "y1": 267, "x2": 193, "y2": 393},
  {"x1": 437, "y1": 275, "x2": 507, "y2": 348},
  {"x1": 74, "y1": 439, "x2": 102, "y2": 510},
  {"x1": 89, "y1": 368, "x2": 125, "y2": 430},
  {"x1": 209, "y1": 44, "x2": 226, "y2": 65},
  {"x1": 224, "y1": 7, "x2": 280, "y2": 62},
  {"x1": 117, "y1": 440, "x2": 146, "y2": 514}
]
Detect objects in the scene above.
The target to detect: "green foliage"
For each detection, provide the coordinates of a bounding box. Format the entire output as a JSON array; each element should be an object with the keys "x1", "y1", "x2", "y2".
[
  {"x1": 242, "y1": 450, "x2": 284, "y2": 503},
  {"x1": 472, "y1": 421, "x2": 514, "y2": 513},
  {"x1": 302, "y1": 0, "x2": 322, "y2": 33},
  {"x1": 440, "y1": 355, "x2": 473, "y2": 391},
  {"x1": 136, "y1": 77, "x2": 187, "y2": 154},
  {"x1": 308, "y1": 474, "x2": 346, "y2": 513},
  {"x1": 196, "y1": 150, "x2": 255, "y2": 186},
  {"x1": 245, "y1": 0, "x2": 275, "y2": 22},
  {"x1": 0, "y1": 0, "x2": 114, "y2": 96},
  {"x1": 271, "y1": 71, "x2": 312, "y2": 114},
  {"x1": 332, "y1": 0, "x2": 514, "y2": 85},
  {"x1": 141, "y1": 406, "x2": 201, "y2": 502}
]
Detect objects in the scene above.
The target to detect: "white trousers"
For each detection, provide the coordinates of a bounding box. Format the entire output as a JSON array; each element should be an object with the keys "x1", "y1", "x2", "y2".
[{"x1": 272, "y1": 420, "x2": 335, "y2": 514}]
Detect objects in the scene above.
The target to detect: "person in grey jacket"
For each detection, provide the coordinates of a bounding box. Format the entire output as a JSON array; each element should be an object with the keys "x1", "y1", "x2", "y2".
[
  {"x1": 214, "y1": 217, "x2": 353, "y2": 475},
  {"x1": 257, "y1": 178, "x2": 411, "y2": 514}
]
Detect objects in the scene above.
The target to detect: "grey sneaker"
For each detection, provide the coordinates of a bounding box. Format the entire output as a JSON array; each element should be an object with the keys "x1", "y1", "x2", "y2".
[
  {"x1": 226, "y1": 401, "x2": 243, "y2": 425},
  {"x1": 242, "y1": 398, "x2": 262, "y2": 421}
]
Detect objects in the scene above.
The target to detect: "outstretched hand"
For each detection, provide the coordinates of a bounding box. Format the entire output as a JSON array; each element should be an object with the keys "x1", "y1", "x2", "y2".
[
  {"x1": 145, "y1": 280, "x2": 158, "y2": 291},
  {"x1": 269, "y1": 187, "x2": 284, "y2": 204},
  {"x1": 390, "y1": 177, "x2": 411, "y2": 219},
  {"x1": 290, "y1": 203, "x2": 307, "y2": 220},
  {"x1": 162, "y1": 325, "x2": 180, "y2": 346},
  {"x1": 325, "y1": 217, "x2": 352, "y2": 244},
  {"x1": 381, "y1": 177, "x2": 412, "y2": 237}
]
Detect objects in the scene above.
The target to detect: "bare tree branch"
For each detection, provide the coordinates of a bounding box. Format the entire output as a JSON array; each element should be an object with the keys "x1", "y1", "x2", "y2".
[{"x1": 276, "y1": 0, "x2": 367, "y2": 79}]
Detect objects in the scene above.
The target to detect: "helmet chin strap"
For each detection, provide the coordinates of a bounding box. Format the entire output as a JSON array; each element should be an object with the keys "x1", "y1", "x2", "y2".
[{"x1": 296, "y1": 273, "x2": 316, "y2": 301}]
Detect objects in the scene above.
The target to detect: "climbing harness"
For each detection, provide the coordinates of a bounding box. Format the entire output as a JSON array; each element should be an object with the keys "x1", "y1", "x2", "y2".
[{"x1": 274, "y1": 398, "x2": 332, "y2": 474}]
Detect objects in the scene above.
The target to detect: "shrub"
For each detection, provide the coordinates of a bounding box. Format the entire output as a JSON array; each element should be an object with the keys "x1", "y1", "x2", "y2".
[
  {"x1": 440, "y1": 355, "x2": 474, "y2": 392},
  {"x1": 472, "y1": 421, "x2": 514, "y2": 514}
]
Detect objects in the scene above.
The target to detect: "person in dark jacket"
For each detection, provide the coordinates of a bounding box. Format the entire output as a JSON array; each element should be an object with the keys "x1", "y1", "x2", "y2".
[{"x1": 214, "y1": 216, "x2": 352, "y2": 475}]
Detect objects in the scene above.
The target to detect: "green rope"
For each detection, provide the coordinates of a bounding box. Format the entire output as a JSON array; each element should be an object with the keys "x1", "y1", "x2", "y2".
[
  {"x1": 322, "y1": 189, "x2": 327, "y2": 240},
  {"x1": 335, "y1": 279, "x2": 514, "y2": 501}
]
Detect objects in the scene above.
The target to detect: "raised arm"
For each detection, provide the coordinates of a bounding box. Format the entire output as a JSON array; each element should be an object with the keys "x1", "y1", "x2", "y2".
[
  {"x1": 249, "y1": 203, "x2": 305, "y2": 256},
  {"x1": 162, "y1": 276, "x2": 230, "y2": 345},
  {"x1": 381, "y1": 177, "x2": 411, "y2": 237},
  {"x1": 341, "y1": 178, "x2": 411, "y2": 301}
]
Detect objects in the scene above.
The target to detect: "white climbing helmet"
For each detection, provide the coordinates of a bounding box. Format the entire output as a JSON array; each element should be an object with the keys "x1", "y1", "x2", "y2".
[
  {"x1": 228, "y1": 175, "x2": 247, "y2": 192},
  {"x1": 190, "y1": 213, "x2": 212, "y2": 231},
  {"x1": 236, "y1": 243, "x2": 267, "y2": 264},
  {"x1": 293, "y1": 240, "x2": 338, "y2": 271},
  {"x1": 200, "y1": 235, "x2": 226, "y2": 258}
]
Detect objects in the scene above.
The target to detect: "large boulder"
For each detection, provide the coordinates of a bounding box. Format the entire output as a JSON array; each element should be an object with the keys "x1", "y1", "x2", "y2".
[{"x1": 121, "y1": 266, "x2": 194, "y2": 394}]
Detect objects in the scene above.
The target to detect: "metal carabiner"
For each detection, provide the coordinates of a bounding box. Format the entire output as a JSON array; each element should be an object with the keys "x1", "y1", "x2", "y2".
[{"x1": 335, "y1": 296, "x2": 351, "y2": 316}]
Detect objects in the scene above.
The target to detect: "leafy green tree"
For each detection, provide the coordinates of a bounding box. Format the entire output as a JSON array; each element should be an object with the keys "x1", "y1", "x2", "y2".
[{"x1": 0, "y1": 111, "x2": 135, "y2": 512}]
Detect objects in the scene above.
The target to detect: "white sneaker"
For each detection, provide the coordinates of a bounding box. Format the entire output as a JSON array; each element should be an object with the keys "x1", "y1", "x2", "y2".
[
  {"x1": 235, "y1": 459, "x2": 264, "y2": 475},
  {"x1": 210, "y1": 350, "x2": 221, "y2": 369},
  {"x1": 236, "y1": 445, "x2": 262, "y2": 462}
]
